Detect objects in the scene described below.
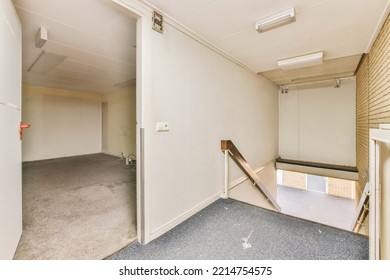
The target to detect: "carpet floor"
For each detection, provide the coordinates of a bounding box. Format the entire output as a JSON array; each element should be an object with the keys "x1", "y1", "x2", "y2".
[
  {"x1": 107, "y1": 199, "x2": 368, "y2": 260},
  {"x1": 14, "y1": 153, "x2": 136, "y2": 260}
]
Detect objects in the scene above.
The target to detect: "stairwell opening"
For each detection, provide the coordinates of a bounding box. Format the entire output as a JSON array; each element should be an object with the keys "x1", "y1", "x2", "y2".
[{"x1": 276, "y1": 170, "x2": 360, "y2": 232}]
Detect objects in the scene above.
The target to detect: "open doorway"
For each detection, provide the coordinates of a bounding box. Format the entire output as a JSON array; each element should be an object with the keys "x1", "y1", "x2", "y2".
[{"x1": 12, "y1": 0, "x2": 138, "y2": 259}]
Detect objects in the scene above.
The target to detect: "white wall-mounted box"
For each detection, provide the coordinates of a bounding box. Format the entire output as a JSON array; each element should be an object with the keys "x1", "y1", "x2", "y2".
[{"x1": 156, "y1": 122, "x2": 169, "y2": 132}]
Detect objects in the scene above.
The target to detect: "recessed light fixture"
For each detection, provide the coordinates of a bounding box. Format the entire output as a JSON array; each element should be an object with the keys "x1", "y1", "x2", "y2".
[
  {"x1": 255, "y1": 8, "x2": 295, "y2": 33},
  {"x1": 28, "y1": 51, "x2": 67, "y2": 74},
  {"x1": 277, "y1": 51, "x2": 324, "y2": 70}
]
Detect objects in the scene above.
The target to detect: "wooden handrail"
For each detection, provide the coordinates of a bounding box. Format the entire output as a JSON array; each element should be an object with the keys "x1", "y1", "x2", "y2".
[
  {"x1": 276, "y1": 158, "x2": 358, "y2": 173},
  {"x1": 221, "y1": 140, "x2": 281, "y2": 212}
]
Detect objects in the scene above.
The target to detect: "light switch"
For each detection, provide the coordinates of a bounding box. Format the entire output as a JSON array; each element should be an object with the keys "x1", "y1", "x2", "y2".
[{"x1": 156, "y1": 122, "x2": 169, "y2": 132}]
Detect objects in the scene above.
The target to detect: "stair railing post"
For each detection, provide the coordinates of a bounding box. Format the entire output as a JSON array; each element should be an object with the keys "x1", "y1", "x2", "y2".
[{"x1": 223, "y1": 149, "x2": 229, "y2": 199}]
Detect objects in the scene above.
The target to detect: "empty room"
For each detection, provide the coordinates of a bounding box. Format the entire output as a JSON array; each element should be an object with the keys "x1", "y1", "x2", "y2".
[
  {"x1": 1, "y1": 0, "x2": 139, "y2": 259},
  {"x1": 1, "y1": 0, "x2": 390, "y2": 261}
]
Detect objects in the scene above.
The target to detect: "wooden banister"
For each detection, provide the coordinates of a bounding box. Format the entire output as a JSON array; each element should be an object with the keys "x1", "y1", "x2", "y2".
[{"x1": 221, "y1": 140, "x2": 281, "y2": 212}]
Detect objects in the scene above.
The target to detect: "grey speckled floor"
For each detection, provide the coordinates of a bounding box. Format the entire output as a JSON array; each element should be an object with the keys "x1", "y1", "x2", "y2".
[
  {"x1": 107, "y1": 199, "x2": 368, "y2": 260},
  {"x1": 14, "y1": 153, "x2": 136, "y2": 260},
  {"x1": 277, "y1": 185, "x2": 356, "y2": 231}
]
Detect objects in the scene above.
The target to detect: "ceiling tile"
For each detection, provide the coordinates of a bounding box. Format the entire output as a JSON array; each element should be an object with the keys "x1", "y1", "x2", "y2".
[
  {"x1": 180, "y1": 0, "x2": 325, "y2": 42},
  {"x1": 146, "y1": 0, "x2": 389, "y2": 79},
  {"x1": 210, "y1": 0, "x2": 389, "y2": 72},
  {"x1": 146, "y1": 0, "x2": 220, "y2": 20},
  {"x1": 14, "y1": 0, "x2": 137, "y2": 95},
  {"x1": 261, "y1": 55, "x2": 362, "y2": 85},
  {"x1": 13, "y1": 0, "x2": 136, "y2": 37},
  {"x1": 14, "y1": 0, "x2": 390, "y2": 92}
]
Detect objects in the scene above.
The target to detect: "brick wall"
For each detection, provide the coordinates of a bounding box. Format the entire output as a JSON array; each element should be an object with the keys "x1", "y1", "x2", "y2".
[
  {"x1": 356, "y1": 13, "x2": 390, "y2": 201},
  {"x1": 327, "y1": 177, "x2": 356, "y2": 199},
  {"x1": 368, "y1": 15, "x2": 390, "y2": 129},
  {"x1": 282, "y1": 170, "x2": 307, "y2": 190}
]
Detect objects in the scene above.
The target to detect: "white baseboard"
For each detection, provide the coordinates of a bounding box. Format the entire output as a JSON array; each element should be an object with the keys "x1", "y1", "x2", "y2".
[
  {"x1": 150, "y1": 192, "x2": 221, "y2": 240},
  {"x1": 23, "y1": 151, "x2": 103, "y2": 163},
  {"x1": 102, "y1": 150, "x2": 123, "y2": 158}
]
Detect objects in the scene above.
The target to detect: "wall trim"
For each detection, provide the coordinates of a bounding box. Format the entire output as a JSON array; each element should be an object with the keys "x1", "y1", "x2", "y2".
[
  {"x1": 150, "y1": 192, "x2": 221, "y2": 240},
  {"x1": 22, "y1": 152, "x2": 105, "y2": 163},
  {"x1": 102, "y1": 151, "x2": 123, "y2": 158}
]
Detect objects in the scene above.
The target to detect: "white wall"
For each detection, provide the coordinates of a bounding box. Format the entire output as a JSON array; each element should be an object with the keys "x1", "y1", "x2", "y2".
[
  {"x1": 102, "y1": 87, "x2": 136, "y2": 157},
  {"x1": 146, "y1": 23, "x2": 279, "y2": 239},
  {"x1": 279, "y1": 80, "x2": 356, "y2": 166},
  {"x1": 22, "y1": 85, "x2": 102, "y2": 161}
]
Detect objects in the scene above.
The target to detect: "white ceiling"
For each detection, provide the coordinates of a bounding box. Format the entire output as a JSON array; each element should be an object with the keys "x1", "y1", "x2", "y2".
[
  {"x1": 13, "y1": 0, "x2": 137, "y2": 94},
  {"x1": 12, "y1": 0, "x2": 390, "y2": 93},
  {"x1": 145, "y1": 0, "x2": 390, "y2": 85}
]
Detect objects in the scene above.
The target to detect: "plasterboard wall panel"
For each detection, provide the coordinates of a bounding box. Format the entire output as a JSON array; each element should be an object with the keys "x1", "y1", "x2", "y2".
[
  {"x1": 102, "y1": 87, "x2": 136, "y2": 157},
  {"x1": 22, "y1": 85, "x2": 102, "y2": 161},
  {"x1": 279, "y1": 91, "x2": 299, "y2": 160},
  {"x1": 147, "y1": 23, "x2": 279, "y2": 237},
  {"x1": 279, "y1": 80, "x2": 356, "y2": 166}
]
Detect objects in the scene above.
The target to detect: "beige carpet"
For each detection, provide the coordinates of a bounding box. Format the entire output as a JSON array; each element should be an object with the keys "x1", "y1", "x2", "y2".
[{"x1": 14, "y1": 153, "x2": 137, "y2": 260}]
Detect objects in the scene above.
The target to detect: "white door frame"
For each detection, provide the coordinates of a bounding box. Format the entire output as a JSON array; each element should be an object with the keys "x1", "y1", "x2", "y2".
[
  {"x1": 111, "y1": 0, "x2": 153, "y2": 244},
  {"x1": 369, "y1": 124, "x2": 390, "y2": 259}
]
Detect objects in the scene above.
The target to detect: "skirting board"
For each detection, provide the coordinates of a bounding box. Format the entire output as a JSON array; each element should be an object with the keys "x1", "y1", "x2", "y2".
[
  {"x1": 23, "y1": 152, "x2": 106, "y2": 163},
  {"x1": 150, "y1": 192, "x2": 221, "y2": 240},
  {"x1": 102, "y1": 151, "x2": 123, "y2": 158}
]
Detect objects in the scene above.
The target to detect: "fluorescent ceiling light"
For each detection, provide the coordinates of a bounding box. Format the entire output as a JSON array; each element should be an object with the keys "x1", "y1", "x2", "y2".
[
  {"x1": 277, "y1": 51, "x2": 324, "y2": 70},
  {"x1": 28, "y1": 51, "x2": 67, "y2": 74},
  {"x1": 255, "y1": 8, "x2": 295, "y2": 33}
]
